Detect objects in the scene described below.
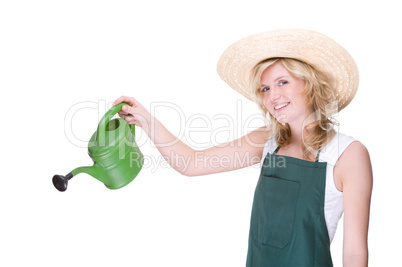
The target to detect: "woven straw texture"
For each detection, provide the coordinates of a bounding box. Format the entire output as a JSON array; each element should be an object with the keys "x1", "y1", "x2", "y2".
[{"x1": 217, "y1": 29, "x2": 359, "y2": 111}]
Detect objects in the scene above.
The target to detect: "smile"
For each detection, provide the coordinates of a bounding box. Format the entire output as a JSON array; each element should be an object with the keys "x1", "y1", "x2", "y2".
[{"x1": 274, "y1": 102, "x2": 290, "y2": 111}]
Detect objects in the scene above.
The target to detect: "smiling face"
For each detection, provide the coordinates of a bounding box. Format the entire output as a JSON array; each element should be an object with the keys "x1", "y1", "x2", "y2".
[{"x1": 260, "y1": 61, "x2": 312, "y2": 125}]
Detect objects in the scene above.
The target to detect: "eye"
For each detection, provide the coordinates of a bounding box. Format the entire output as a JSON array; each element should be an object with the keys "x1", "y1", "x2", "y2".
[
  {"x1": 279, "y1": 80, "x2": 288, "y2": 86},
  {"x1": 261, "y1": 86, "x2": 270, "y2": 92}
]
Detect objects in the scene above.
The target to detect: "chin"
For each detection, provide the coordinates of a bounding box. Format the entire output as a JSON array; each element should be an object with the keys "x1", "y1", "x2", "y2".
[{"x1": 275, "y1": 114, "x2": 289, "y2": 124}]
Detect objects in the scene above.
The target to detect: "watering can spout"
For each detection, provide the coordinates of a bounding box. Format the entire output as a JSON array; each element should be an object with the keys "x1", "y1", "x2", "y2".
[
  {"x1": 52, "y1": 164, "x2": 107, "y2": 192},
  {"x1": 72, "y1": 164, "x2": 107, "y2": 183}
]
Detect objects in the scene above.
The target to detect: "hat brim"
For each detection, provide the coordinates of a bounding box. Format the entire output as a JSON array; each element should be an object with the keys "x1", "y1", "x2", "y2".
[{"x1": 217, "y1": 29, "x2": 359, "y2": 112}]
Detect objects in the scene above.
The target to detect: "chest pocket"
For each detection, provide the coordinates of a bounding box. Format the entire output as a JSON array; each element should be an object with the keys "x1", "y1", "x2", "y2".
[{"x1": 251, "y1": 175, "x2": 300, "y2": 248}]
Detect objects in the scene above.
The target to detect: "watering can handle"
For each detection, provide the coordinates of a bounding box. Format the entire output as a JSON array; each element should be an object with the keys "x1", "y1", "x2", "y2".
[{"x1": 96, "y1": 102, "x2": 134, "y2": 140}]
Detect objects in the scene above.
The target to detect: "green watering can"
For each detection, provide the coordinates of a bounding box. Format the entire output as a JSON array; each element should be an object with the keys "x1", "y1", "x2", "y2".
[{"x1": 52, "y1": 103, "x2": 144, "y2": 192}]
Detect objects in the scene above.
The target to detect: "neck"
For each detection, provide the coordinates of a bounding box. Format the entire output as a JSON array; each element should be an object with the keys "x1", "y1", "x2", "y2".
[
  {"x1": 286, "y1": 111, "x2": 315, "y2": 147},
  {"x1": 287, "y1": 125, "x2": 304, "y2": 147}
]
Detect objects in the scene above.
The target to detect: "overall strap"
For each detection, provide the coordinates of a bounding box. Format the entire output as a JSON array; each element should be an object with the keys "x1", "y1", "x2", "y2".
[{"x1": 315, "y1": 149, "x2": 321, "y2": 162}]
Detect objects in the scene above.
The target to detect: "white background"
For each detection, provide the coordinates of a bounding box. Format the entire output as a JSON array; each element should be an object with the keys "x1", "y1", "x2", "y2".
[{"x1": 0, "y1": 0, "x2": 400, "y2": 266}]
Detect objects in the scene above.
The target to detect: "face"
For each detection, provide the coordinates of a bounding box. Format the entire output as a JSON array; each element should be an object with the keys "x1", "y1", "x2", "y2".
[{"x1": 260, "y1": 61, "x2": 311, "y2": 125}]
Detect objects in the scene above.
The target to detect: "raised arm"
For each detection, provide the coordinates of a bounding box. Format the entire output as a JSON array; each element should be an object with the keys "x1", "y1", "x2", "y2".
[
  {"x1": 334, "y1": 141, "x2": 373, "y2": 267},
  {"x1": 113, "y1": 96, "x2": 269, "y2": 176}
]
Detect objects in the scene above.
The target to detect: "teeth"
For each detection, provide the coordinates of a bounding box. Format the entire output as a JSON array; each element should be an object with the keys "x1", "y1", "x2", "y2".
[{"x1": 274, "y1": 103, "x2": 289, "y2": 110}]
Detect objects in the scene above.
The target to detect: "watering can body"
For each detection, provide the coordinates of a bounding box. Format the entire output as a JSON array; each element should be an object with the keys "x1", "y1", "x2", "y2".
[{"x1": 53, "y1": 103, "x2": 144, "y2": 191}]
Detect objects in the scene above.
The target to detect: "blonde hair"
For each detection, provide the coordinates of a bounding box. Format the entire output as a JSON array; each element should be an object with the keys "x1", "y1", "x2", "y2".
[{"x1": 251, "y1": 58, "x2": 338, "y2": 161}]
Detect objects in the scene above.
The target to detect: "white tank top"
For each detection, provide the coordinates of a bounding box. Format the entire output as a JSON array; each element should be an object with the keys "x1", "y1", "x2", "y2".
[{"x1": 260, "y1": 132, "x2": 356, "y2": 243}]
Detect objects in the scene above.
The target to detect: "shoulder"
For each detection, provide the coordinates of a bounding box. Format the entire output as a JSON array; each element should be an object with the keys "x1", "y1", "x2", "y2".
[
  {"x1": 337, "y1": 141, "x2": 370, "y2": 168},
  {"x1": 334, "y1": 140, "x2": 373, "y2": 191},
  {"x1": 319, "y1": 132, "x2": 356, "y2": 165},
  {"x1": 244, "y1": 126, "x2": 270, "y2": 146}
]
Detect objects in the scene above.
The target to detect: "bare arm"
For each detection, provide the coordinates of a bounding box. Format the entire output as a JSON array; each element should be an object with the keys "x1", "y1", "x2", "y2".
[
  {"x1": 114, "y1": 96, "x2": 268, "y2": 176},
  {"x1": 334, "y1": 141, "x2": 373, "y2": 267}
]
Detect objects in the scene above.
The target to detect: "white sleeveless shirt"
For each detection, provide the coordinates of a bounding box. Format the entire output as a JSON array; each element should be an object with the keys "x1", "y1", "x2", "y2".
[{"x1": 259, "y1": 132, "x2": 356, "y2": 243}]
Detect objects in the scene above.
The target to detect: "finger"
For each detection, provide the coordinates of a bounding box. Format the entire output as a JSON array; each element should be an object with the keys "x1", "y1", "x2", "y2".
[
  {"x1": 117, "y1": 112, "x2": 127, "y2": 120},
  {"x1": 128, "y1": 119, "x2": 140, "y2": 126},
  {"x1": 118, "y1": 111, "x2": 128, "y2": 115},
  {"x1": 122, "y1": 104, "x2": 136, "y2": 115},
  {"x1": 125, "y1": 116, "x2": 136, "y2": 124},
  {"x1": 113, "y1": 96, "x2": 137, "y2": 106}
]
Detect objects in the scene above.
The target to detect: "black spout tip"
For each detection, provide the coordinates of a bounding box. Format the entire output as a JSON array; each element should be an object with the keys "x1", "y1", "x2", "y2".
[{"x1": 52, "y1": 173, "x2": 73, "y2": 192}]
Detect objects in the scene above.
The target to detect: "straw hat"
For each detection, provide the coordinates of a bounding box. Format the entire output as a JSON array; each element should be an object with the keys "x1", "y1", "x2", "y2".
[{"x1": 217, "y1": 29, "x2": 359, "y2": 111}]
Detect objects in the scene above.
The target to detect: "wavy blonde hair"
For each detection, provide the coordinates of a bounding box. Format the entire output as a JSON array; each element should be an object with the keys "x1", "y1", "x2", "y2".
[{"x1": 251, "y1": 58, "x2": 338, "y2": 161}]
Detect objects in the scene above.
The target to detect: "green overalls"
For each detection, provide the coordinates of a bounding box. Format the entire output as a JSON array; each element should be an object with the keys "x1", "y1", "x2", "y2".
[{"x1": 246, "y1": 146, "x2": 333, "y2": 267}]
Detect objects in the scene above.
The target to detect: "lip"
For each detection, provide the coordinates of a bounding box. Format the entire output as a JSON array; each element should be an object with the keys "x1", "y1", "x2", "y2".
[{"x1": 274, "y1": 102, "x2": 290, "y2": 112}]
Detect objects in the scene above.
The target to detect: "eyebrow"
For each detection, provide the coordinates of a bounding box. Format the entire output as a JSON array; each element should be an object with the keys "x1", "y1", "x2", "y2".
[{"x1": 260, "y1": 76, "x2": 288, "y2": 88}]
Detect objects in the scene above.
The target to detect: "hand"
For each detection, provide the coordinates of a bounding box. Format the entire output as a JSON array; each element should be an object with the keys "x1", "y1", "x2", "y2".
[{"x1": 113, "y1": 96, "x2": 151, "y2": 129}]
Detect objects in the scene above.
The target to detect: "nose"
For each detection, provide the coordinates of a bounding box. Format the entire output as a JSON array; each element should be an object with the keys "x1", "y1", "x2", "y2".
[{"x1": 269, "y1": 87, "x2": 280, "y2": 102}]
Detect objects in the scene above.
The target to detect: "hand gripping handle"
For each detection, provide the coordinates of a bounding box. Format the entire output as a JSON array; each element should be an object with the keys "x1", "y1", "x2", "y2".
[{"x1": 96, "y1": 102, "x2": 134, "y2": 141}]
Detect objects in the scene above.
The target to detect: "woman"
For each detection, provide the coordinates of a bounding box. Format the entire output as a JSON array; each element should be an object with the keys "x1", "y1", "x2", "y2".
[{"x1": 114, "y1": 29, "x2": 372, "y2": 266}]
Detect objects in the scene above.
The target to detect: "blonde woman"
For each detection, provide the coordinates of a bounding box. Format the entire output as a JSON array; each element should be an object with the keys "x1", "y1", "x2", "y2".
[{"x1": 114, "y1": 29, "x2": 372, "y2": 267}]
